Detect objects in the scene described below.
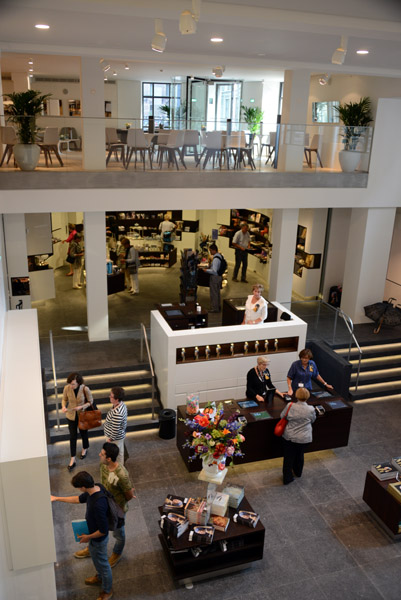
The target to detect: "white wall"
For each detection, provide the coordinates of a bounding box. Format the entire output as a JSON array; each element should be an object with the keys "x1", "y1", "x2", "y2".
[
  {"x1": 117, "y1": 80, "x2": 142, "y2": 124},
  {"x1": 384, "y1": 210, "x2": 401, "y2": 301},
  {"x1": 322, "y1": 208, "x2": 352, "y2": 303},
  {"x1": 261, "y1": 79, "x2": 281, "y2": 131}
]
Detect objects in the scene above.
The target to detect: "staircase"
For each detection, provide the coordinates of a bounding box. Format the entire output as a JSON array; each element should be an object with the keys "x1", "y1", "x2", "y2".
[
  {"x1": 334, "y1": 340, "x2": 401, "y2": 402},
  {"x1": 45, "y1": 365, "x2": 161, "y2": 443}
]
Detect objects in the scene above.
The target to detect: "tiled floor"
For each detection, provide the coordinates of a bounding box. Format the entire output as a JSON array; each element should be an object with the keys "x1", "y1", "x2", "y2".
[{"x1": 49, "y1": 395, "x2": 401, "y2": 600}]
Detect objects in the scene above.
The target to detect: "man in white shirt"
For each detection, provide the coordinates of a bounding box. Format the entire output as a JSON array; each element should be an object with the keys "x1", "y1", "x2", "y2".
[{"x1": 232, "y1": 222, "x2": 251, "y2": 282}]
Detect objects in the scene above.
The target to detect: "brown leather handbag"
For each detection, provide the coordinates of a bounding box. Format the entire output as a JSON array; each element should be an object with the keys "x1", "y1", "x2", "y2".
[{"x1": 78, "y1": 388, "x2": 102, "y2": 430}]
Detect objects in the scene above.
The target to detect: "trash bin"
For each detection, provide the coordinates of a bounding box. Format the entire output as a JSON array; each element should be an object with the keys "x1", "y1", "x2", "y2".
[{"x1": 159, "y1": 408, "x2": 176, "y2": 440}]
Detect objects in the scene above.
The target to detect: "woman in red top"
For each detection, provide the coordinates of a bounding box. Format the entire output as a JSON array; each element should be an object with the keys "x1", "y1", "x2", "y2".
[{"x1": 63, "y1": 222, "x2": 77, "y2": 276}]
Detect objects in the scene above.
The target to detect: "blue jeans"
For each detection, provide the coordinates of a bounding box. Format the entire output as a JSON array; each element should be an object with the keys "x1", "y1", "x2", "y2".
[
  {"x1": 112, "y1": 524, "x2": 125, "y2": 555},
  {"x1": 89, "y1": 537, "x2": 112, "y2": 593}
]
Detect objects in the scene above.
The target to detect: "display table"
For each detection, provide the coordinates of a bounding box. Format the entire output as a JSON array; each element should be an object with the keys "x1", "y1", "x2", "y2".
[
  {"x1": 177, "y1": 394, "x2": 353, "y2": 472},
  {"x1": 158, "y1": 496, "x2": 265, "y2": 586},
  {"x1": 156, "y1": 303, "x2": 208, "y2": 331},
  {"x1": 222, "y1": 297, "x2": 278, "y2": 326},
  {"x1": 363, "y1": 471, "x2": 401, "y2": 539}
]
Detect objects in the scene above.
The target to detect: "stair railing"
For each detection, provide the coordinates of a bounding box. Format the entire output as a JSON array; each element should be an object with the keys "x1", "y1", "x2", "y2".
[
  {"x1": 49, "y1": 329, "x2": 61, "y2": 429},
  {"x1": 140, "y1": 323, "x2": 156, "y2": 420}
]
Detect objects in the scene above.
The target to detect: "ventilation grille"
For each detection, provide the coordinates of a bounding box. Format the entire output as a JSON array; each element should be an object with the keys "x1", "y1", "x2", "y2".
[{"x1": 34, "y1": 77, "x2": 80, "y2": 83}]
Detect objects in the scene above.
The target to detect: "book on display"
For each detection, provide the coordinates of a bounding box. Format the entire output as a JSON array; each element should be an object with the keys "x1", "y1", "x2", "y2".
[
  {"x1": 211, "y1": 492, "x2": 229, "y2": 517},
  {"x1": 391, "y1": 456, "x2": 401, "y2": 472},
  {"x1": 72, "y1": 519, "x2": 89, "y2": 542},
  {"x1": 233, "y1": 510, "x2": 260, "y2": 528},
  {"x1": 222, "y1": 484, "x2": 245, "y2": 508},
  {"x1": 184, "y1": 497, "x2": 209, "y2": 525},
  {"x1": 160, "y1": 512, "x2": 189, "y2": 538},
  {"x1": 209, "y1": 514, "x2": 230, "y2": 532},
  {"x1": 250, "y1": 411, "x2": 272, "y2": 421},
  {"x1": 188, "y1": 525, "x2": 215, "y2": 545},
  {"x1": 370, "y1": 462, "x2": 398, "y2": 481},
  {"x1": 388, "y1": 482, "x2": 401, "y2": 504},
  {"x1": 163, "y1": 494, "x2": 188, "y2": 514}
]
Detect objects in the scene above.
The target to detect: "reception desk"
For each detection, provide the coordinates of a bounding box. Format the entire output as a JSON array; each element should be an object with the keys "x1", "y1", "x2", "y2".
[
  {"x1": 150, "y1": 301, "x2": 307, "y2": 410},
  {"x1": 176, "y1": 393, "x2": 353, "y2": 472}
]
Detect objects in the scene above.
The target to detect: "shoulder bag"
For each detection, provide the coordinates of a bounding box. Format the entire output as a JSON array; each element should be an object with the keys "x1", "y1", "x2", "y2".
[
  {"x1": 78, "y1": 386, "x2": 102, "y2": 431},
  {"x1": 274, "y1": 402, "x2": 293, "y2": 437}
]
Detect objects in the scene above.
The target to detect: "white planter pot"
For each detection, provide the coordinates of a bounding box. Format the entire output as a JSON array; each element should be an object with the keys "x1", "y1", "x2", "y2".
[
  {"x1": 202, "y1": 455, "x2": 226, "y2": 476},
  {"x1": 13, "y1": 143, "x2": 41, "y2": 171},
  {"x1": 338, "y1": 150, "x2": 361, "y2": 173}
]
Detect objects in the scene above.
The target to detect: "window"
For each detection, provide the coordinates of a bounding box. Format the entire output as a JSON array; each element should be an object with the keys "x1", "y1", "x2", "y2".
[{"x1": 142, "y1": 82, "x2": 172, "y2": 128}]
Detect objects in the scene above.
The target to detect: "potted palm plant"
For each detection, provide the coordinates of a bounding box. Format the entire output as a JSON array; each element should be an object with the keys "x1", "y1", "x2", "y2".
[
  {"x1": 241, "y1": 104, "x2": 264, "y2": 149},
  {"x1": 333, "y1": 96, "x2": 373, "y2": 172},
  {"x1": 4, "y1": 89, "x2": 51, "y2": 171}
]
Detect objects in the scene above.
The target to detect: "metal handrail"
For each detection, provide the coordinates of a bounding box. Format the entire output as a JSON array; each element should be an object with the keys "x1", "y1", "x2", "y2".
[
  {"x1": 292, "y1": 299, "x2": 363, "y2": 391},
  {"x1": 140, "y1": 323, "x2": 156, "y2": 420},
  {"x1": 49, "y1": 330, "x2": 61, "y2": 429}
]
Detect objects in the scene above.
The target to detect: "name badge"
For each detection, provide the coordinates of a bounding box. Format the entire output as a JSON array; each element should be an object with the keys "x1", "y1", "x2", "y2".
[{"x1": 309, "y1": 365, "x2": 314, "y2": 372}]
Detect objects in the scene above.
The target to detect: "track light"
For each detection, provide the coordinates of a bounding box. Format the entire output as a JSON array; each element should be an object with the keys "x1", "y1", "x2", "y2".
[
  {"x1": 152, "y1": 18, "x2": 167, "y2": 52},
  {"x1": 179, "y1": 0, "x2": 201, "y2": 34},
  {"x1": 103, "y1": 64, "x2": 111, "y2": 72},
  {"x1": 124, "y1": 64, "x2": 130, "y2": 70},
  {"x1": 212, "y1": 66, "x2": 225, "y2": 78},
  {"x1": 318, "y1": 74, "x2": 330, "y2": 86},
  {"x1": 332, "y1": 36, "x2": 348, "y2": 65}
]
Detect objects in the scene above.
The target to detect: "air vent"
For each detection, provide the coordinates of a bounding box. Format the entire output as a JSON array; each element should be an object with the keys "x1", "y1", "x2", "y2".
[{"x1": 34, "y1": 77, "x2": 80, "y2": 83}]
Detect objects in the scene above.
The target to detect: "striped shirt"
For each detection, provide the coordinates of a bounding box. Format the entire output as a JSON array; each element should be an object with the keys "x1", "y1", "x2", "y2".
[{"x1": 104, "y1": 402, "x2": 127, "y2": 441}]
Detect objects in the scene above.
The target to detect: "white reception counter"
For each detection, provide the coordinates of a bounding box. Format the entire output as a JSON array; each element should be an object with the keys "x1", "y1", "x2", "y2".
[{"x1": 150, "y1": 302, "x2": 307, "y2": 410}]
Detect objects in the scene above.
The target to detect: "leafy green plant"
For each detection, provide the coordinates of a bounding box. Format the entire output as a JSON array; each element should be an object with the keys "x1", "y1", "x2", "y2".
[
  {"x1": 333, "y1": 96, "x2": 373, "y2": 151},
  {"x1": 4, "y1": 90, "x2": 51, "y2": 144},
  {"x1": 159, "y1": 104, "x2": 171, "y2": 119},
  {"x1": 241, "y1": 104, "x2": 264, "y2": 134}
]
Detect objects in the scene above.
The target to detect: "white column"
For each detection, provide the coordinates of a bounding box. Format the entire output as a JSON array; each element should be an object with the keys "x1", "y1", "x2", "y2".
[
  {"x1": 84, "y1": 211, "x2": 108, "y2": 341},
  {"x1": 3, "y1": 214, "x2": 31, "y2": 310},
  {"x1": 278, "y1": 69, "x2": 311, "y2": 172},
  {"x1": 80, "y1": 57, "x2": 105, "y2": 170},
  {"x1": 269, "y1": 208, "x2": 299, "y2": 304},
  {"x1": 341, "y1": 208, "x2": 396, "y2": 323}
]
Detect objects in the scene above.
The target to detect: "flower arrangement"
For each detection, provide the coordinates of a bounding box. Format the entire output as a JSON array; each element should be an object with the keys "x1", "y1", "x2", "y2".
[{"x1": 182, "y1": 402, "x2": 245, "y2": 469}]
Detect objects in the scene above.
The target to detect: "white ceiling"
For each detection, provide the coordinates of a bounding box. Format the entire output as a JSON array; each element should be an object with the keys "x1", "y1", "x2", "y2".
[{"x1": 1, "y1": 0, "x2": 401, "y2": 82}]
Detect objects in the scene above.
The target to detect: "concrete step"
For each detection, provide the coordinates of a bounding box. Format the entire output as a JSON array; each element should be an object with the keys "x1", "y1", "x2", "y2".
[
  {"x1": 47, "y1": 397, "x2": 156, "y2": 426},
  {"x1": 350, "y1": 366, "x2": 401, "y2": 383},
  {"x1": 334, "y1": 342, "x2": 401, "y2": 358},
  {"x1": 46, "y1": 369, "x2": 152, "y2": 393},
  {"x1": 349, "y1": 354, "x2": 401, "y2": 370},
  {"x1": 47, "y1": 382, "x2": 153, "y2": 410},
  {"x1": 349, "y1": 379, "x2": 401, "y2": 401}
]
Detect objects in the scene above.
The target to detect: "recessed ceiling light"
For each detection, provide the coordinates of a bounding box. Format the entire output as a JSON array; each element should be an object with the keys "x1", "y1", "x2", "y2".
[
  {"x1": 29, "y1": 68, "x2": 34, "y2": 72},
  {"x1": 35, "y1": 24, "x2": 49, "y2": 29},
  {"x1": 124, "y1": 64, "x2": 129, "y2": 70},
  {"x1": 113, "y1": 71, "x2": 117, "y2": 76},
  {"x1": 28, "y1": 60, "x2": 33, "y2": 65},
  {"x1": 104, "y1": 77, "x2": 108, "y2": 81},
  {"x1": 257, "y1": 53, "x2": 266, "y2": 57},
  {"x1": 210, "y1": 37, "x2": 223, "y2": 43},
  {"x1": 356, "y1": 49, "x2": 369, "y2": 55}
]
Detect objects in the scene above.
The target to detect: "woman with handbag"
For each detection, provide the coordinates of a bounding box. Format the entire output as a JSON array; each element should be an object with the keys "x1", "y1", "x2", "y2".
[
  {"x1": 61, "y1": 372, "x2": 94, "y2": 471},
  {"x1": 62, "y1": 222, "x2": 77, "y2": 276},
  {"x1": 280, "y1": 387, "x2": 316, "y2": 485},
  {"x1": 69, "y1": 232, "x2": 85, "y2": 290}
]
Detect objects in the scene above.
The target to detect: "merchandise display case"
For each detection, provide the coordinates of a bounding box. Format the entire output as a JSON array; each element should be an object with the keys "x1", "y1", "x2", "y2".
[
  {"x1": 219, "y1": 208, "x2": 272, "y2": 263},
  {"x1": 158, "y1": 496, "x2": 265, "y2": 586},
  {"x1": 157, "y1": 303, "x2": 208, "y2": 331},
  {"x1": 131, "y1": 241, "x2": 177, "y2": 268},
  {"x1": 294, "y1": 224, "x2": 322, "y2": 278},
  {"x1": 363, "y1": 471, "x2": 401, "y2": 539}
]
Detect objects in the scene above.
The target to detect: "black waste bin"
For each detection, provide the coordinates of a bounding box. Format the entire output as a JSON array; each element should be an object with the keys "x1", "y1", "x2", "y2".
[{"x1": 159, "y1": 408, "x2": 176, "y2": 439}]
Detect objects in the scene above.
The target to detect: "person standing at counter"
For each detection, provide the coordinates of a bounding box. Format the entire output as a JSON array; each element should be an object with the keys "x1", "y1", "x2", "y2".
[
  {"x1": 206, "y1": 243, "x2": 223, "y2": 313},
  {"x1": 246, "y1": 356, "x2": 285, "y2": 402},
  {"x1": 281, "y1": 387, "x2": 316, "y2": 485},
  {"x1": 120, "y1": 237, "x2": 140, "y2": 295},
  {"x1": 232, "y1": 222, "x2": 251, "y2": 282},
  {"x1": 287, "y1": 348, "x2": 333, "y2": 395},
  {"x1": 242, "y1": 284, "x2": 268, "y2": 325}
]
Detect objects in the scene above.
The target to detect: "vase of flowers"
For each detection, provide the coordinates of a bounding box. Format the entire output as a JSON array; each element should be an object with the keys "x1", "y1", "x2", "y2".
[{"x1": 181, "y1": 402, "x2": 245, "y2": 478}]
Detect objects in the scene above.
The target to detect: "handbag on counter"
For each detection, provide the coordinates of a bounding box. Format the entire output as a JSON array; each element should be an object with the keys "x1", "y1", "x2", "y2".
[
  {"x1": 274, "y1": 402, "x2": 293, "y2": 437},
  {"x1": 78, "y1": 387, "x2": 102, "y2": 431}
]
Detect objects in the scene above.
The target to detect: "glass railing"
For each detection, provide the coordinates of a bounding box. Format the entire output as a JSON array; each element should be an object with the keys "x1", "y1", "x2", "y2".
[{"x1": 0, "y1": 114, "x2": 374, "y2": 175}]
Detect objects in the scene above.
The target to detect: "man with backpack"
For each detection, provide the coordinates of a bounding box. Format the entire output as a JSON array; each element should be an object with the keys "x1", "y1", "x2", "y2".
[
  {"x1": 206, "y1": 243, "x2": 226, "y2": 313},
  {"x1": 51, "y1": 470, "x2": 113, "y2": 600}
]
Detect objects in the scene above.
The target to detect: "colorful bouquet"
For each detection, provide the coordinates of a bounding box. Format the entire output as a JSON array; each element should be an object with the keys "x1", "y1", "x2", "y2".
[{"x1": 182, "y1": 402, "x2": 245, "y2": 469}]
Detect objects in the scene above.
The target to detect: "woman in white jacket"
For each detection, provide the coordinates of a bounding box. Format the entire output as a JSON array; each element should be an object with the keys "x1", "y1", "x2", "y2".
[{"x1": 281, "y1": 387, "x2": 316, "y2": 485}]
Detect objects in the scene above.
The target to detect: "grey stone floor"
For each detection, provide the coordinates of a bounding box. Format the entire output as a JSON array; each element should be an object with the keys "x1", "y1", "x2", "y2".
[{"x1": 49, "y1": 394, "x2": 401, "y2": 600}]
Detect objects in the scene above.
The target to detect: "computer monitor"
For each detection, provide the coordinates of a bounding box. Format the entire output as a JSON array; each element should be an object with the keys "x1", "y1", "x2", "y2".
[{"x1": 263, "y1": 387, "x2": 276, "y2": 404}]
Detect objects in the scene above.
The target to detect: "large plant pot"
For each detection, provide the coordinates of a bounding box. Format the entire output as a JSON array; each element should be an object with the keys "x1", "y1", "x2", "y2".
[
  {"x1": 13, "y1": 143, "x2": 40, "y2": 171},
  {"x1": 338, "y1": 150, "x2": 361, "y2": 173},
  {"x1": 199, "y1": 455, "x2": 228, "y2": 483}
]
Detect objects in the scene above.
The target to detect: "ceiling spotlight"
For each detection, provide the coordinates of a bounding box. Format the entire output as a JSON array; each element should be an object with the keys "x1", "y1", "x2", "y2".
[
  {"x1": 103, "y1": 64, "x2": 111, "y2": 72},
  {"x1": 152, "y1": 18, "x2": 167, "y2": 52},
  {"x1": 212, "y1": 66, "x2": 225, "y2": 78},
  {"x1": 29, "y1": 68, "x2": 34, "y2": 72},
  {"x1": 35, "y1": 24, "x2": 49, "y2": 29},
  {"x1": 124, "y1": 64, "x2": 130, "y2": 70},
  {"x1": 318, "y1": 74, "x2": 330, "y2": 86},
  {"x1": 180, "y1": 0, "x2": 201, "y2": 34},
  {"x1": 357, "y1": 49, "x2": 369, "y2": 55},
  {"x1": 332, "y1": 35, "x2": 348, "y2": 65},
  {"x1": 28, "y1": 60, "x2": 33, "y2": 65},
  {"x1": 113, "y1": 71, "x2": 117, "y2": 76},
  {"x1": 210, "y1": 37, "x2": 223, "y2": 43},
  {"x1": 104, "y1": 77, "x2": 108, "y2": 81}
]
